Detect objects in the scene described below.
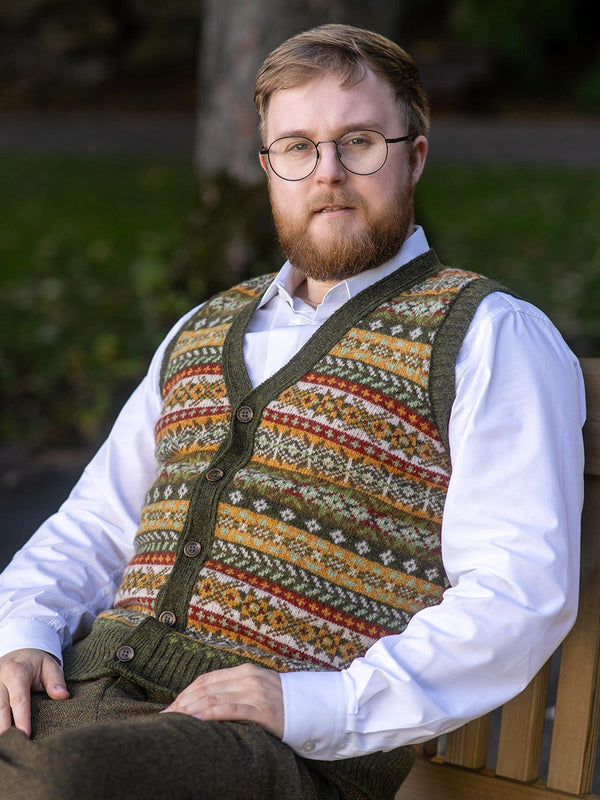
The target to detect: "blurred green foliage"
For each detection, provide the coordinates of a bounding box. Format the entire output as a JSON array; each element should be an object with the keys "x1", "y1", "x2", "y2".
[
  {"x1": 417, "y1": 164, "x2": 600, "y2": 354},
  {"x1": 1, "y1": 153, "x2": 599, "y2": 448},
  {"x1": 1, "y1": 154, "x2": 195, "y2": 446},
  {"x1": 577, "y1": 56, "x2": 600, "y2": 111},
  {"x1": 443, "y1": 0, "x2": 600, "y2": 111},
  {"x1": 450, "y1": 0, "x2": 575, "y2": 70}
]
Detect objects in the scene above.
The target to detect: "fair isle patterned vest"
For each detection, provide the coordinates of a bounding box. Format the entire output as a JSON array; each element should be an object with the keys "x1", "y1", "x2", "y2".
[{"x1": 72, "y1": 251, "x2": 500, "y2": 697}]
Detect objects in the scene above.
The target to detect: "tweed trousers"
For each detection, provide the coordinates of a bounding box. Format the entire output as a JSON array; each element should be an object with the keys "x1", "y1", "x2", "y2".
[{"x1": 0, "y1": 676, "x2": 414, "y2": 800}]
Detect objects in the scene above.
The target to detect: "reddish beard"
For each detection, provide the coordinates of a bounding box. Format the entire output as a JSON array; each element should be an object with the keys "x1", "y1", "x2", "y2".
[{"x1": 270, "y1": 180, "x2": 415, "y2": 282}]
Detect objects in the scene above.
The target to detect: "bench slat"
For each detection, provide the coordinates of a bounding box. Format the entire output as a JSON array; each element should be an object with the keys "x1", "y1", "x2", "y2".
[
  {"x1": 546, "y1": 474, "x2": 600, "y2": 794},
  {"x1": 398, "y1": 757, "x2": 599, "y2": 800},
  {"x1": 445, "y1": 714, "x2": 491, "y2": 769},
  {"x1": 581, "y1": 358, "x2": 600, "y2": 477},
  {"x1": 495, "y1": 660, "x2": 551, "y2": 782}
]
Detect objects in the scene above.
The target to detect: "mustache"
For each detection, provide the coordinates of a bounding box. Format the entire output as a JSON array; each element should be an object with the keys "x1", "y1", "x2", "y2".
[{"x1": 308, "y1": 192, "x2": 364, "y2": 213}]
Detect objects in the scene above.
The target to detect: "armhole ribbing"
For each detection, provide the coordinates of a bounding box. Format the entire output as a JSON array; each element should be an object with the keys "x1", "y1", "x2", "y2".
[
  {"x1": 157, "y1": 274, "x2": 277, "y2": 396},
  {"x1": 429, "y1": 278, "x2": 510, "y2": 459},
  {"x1": 158, "y1": 314, "x2": 195, "y2": 395}
]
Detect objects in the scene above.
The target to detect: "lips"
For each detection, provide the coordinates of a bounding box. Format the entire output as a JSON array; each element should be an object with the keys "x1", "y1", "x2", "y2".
[{"x1": 309, "y1": 193, "x2": 359, "y2": 214}]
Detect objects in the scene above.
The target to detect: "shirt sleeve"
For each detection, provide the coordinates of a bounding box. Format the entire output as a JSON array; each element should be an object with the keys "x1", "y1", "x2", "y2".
[
  {"x1": 280, "y1": 292, "x2": 586, "y2": 760},
  {"x1": 0, "y1": 307, "x2": 201, "y2": 663}
]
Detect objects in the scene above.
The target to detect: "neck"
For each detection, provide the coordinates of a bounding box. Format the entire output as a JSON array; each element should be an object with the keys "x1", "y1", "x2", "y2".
[{"x1": 295, "y1": 276, "x2": 340, "y2": 308}]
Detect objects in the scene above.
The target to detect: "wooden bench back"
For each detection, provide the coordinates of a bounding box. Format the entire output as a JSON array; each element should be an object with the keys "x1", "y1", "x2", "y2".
[{"x1": 399, "y1": 357, "x2": 600, "y2": 800}]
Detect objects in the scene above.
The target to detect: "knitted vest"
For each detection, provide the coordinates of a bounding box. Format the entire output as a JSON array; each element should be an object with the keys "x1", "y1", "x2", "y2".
[{"x1": 66, "y1": 250, "x2": 501, "y2": 703}]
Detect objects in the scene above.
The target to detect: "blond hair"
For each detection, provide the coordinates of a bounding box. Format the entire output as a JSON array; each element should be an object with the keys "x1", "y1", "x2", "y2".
[{"x1": 254, "y1": 23, "x2": 430, "y2": 143}]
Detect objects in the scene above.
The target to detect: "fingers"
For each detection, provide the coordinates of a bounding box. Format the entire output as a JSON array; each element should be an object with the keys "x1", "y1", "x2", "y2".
[
  {"x1": 0, "y1": 649, "x2": 70, "y2": 738},
  {"x1": 0, "y1": 658, "x2": 34, "y2": 737},
  {"x1": 0, "y1": 685, "x2": 12, "y2": 735},
  {"x1": 162, "y1": 664, "x2": 284, "y2": 739},
  {"x1": 41, "y1": 657, "x2": 70, "y2": 701}
]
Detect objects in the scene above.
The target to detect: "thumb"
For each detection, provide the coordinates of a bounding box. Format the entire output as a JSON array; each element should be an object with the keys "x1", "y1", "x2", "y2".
[{"x1": 41, "y1": 656, "x2": 70, "y2": 700}]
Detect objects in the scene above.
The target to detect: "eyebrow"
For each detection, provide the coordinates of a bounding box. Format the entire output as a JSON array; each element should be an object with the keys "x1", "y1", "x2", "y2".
[{"x1": 272, "y1": 121, "x2": 389, "y2": 140}]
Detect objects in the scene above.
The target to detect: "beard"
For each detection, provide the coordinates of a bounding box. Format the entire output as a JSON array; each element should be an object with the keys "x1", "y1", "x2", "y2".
[{"x1": 270, "y1": 179, "x2": 415, "y2": 282}]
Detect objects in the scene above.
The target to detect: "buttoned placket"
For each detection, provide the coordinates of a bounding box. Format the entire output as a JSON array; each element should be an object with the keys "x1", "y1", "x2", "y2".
[{"x1": 106, "y1": 249, "x2": 441, "y2": 678}]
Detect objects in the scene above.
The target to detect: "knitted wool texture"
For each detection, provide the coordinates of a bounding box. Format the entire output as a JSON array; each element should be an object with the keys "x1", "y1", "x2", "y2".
[{"x1": 68, "y1": 251, "x2": 501, "y2": 694}]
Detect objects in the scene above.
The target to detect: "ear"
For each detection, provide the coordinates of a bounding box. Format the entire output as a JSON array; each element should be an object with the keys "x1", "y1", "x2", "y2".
[
  {"x1": 259, "y1": 151, "x2": 269, "y2": 176},
  {"x1": 410, "y1": 136, "x2": 428, "y2": 185}
]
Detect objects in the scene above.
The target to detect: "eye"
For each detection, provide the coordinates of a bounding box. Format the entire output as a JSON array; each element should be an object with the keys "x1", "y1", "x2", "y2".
[
  {"x1": 281, "y1": 138, "x2": 313, "y2": 156},
  {"x1": 339, "y1": 131, "x2": 379, "y2": 150}
]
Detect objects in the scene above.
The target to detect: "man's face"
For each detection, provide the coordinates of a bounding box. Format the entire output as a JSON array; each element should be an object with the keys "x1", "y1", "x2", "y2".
[{"x1": 260, "y1": 67, "x2": 427, "y2": 282}]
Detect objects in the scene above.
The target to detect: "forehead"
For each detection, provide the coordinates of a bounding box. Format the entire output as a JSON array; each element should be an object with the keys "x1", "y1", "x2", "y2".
[{"x1": 265, "y1": 67, "x2": 401, "y2": 141}]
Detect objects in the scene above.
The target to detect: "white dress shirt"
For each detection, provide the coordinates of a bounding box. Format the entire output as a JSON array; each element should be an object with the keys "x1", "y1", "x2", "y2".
[{"x1": 0, "y1": 227, "x2": 585, "y2": 760}]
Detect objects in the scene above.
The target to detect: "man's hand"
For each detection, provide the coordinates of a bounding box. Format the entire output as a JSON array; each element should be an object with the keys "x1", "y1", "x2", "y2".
[
  {"x1": 161, "y1": 663, "x2": 284, "y2": 739},
  {"x1": 0, "y1": 648, "x2": 70, "y2": 737}
]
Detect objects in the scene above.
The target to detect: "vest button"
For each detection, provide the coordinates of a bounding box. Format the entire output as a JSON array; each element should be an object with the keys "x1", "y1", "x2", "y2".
[
  {"x1": 159, "y1": 610, "x2": 177, "y2": 626},
  {"x1": 116, "y1": 645, "x2": 135, "y2": 662},
  {"x1": 236, "y1": 406, "x2": 254, "y2": 423},
  {"x1": 205, "y1": 467, "x2": 224, "y2": 482},
  {"x1": 184, "y1": 541, "x2": 202, "y2": 558}
]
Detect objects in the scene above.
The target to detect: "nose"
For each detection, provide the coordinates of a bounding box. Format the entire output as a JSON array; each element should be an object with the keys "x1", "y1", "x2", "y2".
[{"x1": 314, "y1": 140, "x2": 347, "y2": 185}]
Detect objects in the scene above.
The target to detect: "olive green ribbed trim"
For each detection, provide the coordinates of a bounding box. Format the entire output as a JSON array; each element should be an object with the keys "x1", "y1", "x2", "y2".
[
  {"x1": 159, "y1": 314, "x2": 192, "y2": 390},
  {"x1": 223, "y1": 250, "x2": 442, "y2": 409},
  {"x1": 63, "y1": 619, "x2": 134, "y2": 682},
  {"x1": 429, "y1": 277, "x2": 507, "y2": 458},
  {"x1": 64, "y1": 616, "x2": 267, "y2": 699},
  {"x1": 159, "y1": 276, "x2": 276, "y2": 391}
]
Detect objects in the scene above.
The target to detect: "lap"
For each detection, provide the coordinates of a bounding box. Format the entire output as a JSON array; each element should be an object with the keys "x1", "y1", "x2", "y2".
[
  {"x1": 30, "y1": 675, "x2": 165, "y2": 739},
  {"x1": 1, "y1": 677, "x2": 339, "y2": 800}
]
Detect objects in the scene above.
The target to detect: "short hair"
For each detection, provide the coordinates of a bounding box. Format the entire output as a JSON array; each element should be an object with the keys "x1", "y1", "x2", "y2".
[{"x1": 254, "y1": 23, "x2": 430, "y2": 143}]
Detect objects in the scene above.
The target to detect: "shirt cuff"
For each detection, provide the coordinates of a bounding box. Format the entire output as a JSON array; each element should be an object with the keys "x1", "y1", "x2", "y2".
[
  {"x1": 280, "y1": 670, "x2": 347, "y2": 759},
  {"x1": 0, "y1": 620, "x2": 63, "y2": 664}
]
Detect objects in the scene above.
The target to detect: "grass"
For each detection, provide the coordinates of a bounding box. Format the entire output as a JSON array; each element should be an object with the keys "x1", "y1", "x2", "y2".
[
  {"x1": 1, "y1": 152, "x2": 598, "y2": 447},
  {"x1": 0, "y1": 153, "x2": 196, "y2": 445},
  {"x1": 417, "y1": 163, "x2": 600, "y2": 353}
]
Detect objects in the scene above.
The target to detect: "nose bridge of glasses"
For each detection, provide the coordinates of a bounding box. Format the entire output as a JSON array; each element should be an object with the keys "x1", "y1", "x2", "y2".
[{"x1": 314, "y1": 139, "x2": 344, "y2": 169}]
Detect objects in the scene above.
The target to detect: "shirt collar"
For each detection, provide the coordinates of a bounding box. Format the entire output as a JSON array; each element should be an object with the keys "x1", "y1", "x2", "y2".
[{"x1": 257, "y1": 226, "x2": 430, "y2": 311}]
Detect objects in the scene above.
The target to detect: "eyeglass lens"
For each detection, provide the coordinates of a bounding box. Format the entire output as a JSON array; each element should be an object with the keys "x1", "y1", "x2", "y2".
[{"x1": 267, "y1": 130, "x2": 389, "y2": 180}]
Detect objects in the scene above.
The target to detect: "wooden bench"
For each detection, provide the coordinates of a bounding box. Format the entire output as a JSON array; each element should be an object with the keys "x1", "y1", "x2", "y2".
[{"x1": 398, "y1": 357, "x2": 600, "y2": 800}]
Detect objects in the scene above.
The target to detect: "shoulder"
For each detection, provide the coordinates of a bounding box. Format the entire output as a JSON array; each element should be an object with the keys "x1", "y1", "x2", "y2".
[
  {"x1": 468, "y1": 290, "x2": 552, "y2": 326},
  {"x1": 456, "y1": 291, "x2": 584, "y2": 417},
  {"x1": 459, "y1": 291, "x2": 575, "y2": 371}
]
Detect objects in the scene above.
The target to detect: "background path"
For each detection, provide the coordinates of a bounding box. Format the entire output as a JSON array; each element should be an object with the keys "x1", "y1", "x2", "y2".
[{"x1": 1, "y1": 112, "x2": 600, "y2": 166}]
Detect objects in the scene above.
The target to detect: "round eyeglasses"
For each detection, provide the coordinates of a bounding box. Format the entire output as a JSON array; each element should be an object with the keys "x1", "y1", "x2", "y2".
[{"x1": 259, "y1": 129, "x2": 415, "y2": 181}]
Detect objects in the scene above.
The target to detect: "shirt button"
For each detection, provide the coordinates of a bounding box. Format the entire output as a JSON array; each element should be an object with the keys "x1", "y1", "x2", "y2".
[
  {"x1": 236, "y1": 406, "x2": 254, "y2": 423},
  {"x1": 184, "y1": 541, "x2": 202, "y2": 558},
  {"x1": 158, "y1": 610, "x2": 176, "y2": 626},
  {"x1": 205, "y1": 467, "x2": 224, "y2": 482},
  {"x1": 302, "y1": 740, "x2": 316, "y2": 754},
  {"x1": 116, "y1": 645, "x2": 135, "y2": 662}
]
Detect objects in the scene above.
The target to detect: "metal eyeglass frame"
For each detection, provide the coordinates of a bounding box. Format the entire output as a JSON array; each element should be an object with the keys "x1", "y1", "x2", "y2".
[{"x1": 259, "y1": 130, "x2": 416, "y2": 181}]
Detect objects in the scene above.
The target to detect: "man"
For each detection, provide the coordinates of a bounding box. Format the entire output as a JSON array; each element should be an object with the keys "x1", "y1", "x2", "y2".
[{"x1": 0, "y1": 23, "x2": 585, "y2": 800}]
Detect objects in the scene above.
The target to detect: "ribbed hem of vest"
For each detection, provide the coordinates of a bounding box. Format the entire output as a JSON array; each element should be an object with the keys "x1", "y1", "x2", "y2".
[
  {"x1": 64, "y1": 616, "x2": 272, "y2": 699},
  {"x1": 313, "y1": 745, "x2": 416, "y2": 800}
]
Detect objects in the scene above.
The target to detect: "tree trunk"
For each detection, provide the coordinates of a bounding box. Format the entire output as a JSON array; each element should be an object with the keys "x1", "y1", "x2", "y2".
[
  {"x1": 196, "y1": 0, "x2": 405, "y2": 183},
  {"x1": 173, "y1": 1, "x2": 405, "y2": 304}
]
